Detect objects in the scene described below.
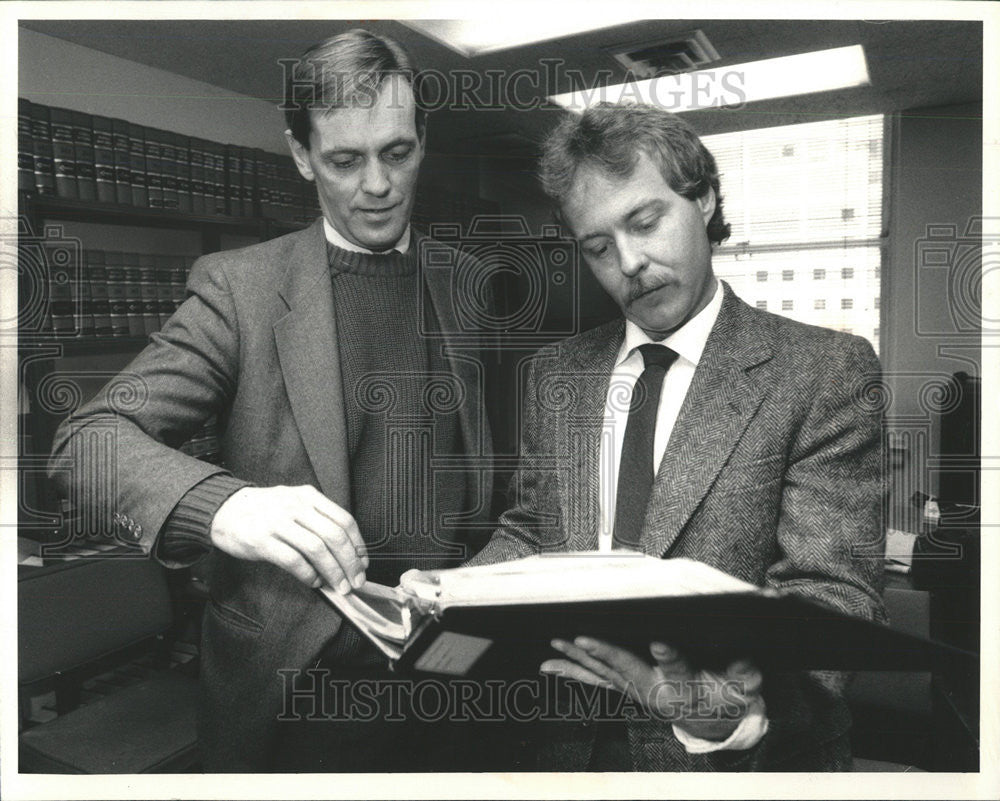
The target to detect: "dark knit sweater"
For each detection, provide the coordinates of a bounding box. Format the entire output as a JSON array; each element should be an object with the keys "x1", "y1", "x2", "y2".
[{"x1": 156, "y1": 239, "x2": 470, "y2": 595}]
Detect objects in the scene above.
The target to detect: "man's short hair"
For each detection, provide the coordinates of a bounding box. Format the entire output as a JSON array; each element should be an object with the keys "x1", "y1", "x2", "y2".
[
  {"x1": 284, "y1": 28, "x2": 426, "y2": 149},
  {"x1": 539, "y1": 103, "x2": 731, "y2": 246}
]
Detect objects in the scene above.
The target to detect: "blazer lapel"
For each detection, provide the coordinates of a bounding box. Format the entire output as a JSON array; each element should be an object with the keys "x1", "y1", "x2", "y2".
[
  {"x1": 561, "y1": 321, "x2": 624, "y2": 551},
  {"x1": 641, "y1": 284, "x2": 776, "y2": 558},
  {"x1": 272, "y1": 219, "x2": 352, "y2": 509}
]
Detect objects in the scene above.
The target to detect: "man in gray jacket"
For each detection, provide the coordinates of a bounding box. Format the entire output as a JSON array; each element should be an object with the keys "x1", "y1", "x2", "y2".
[
  {"x1": 467, "y1": 103, "x2": 886, "y2": 770},
  {"x1": 49, "y1": 29, "x2": 496, "y2": 771}
]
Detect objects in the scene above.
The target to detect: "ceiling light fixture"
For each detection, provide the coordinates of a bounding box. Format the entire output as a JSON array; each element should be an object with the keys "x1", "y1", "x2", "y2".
[{"x1": 548, "y1": 45, "x2": 871, "y2": 113}]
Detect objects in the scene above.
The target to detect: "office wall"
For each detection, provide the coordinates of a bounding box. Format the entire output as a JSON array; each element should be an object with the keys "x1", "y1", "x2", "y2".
[
  {"x1": 883, "y1": 101, "x2": 982, "y2": 506},
  {"x1": 19, "y1": 27, "x2": 288, "y2": 154}
]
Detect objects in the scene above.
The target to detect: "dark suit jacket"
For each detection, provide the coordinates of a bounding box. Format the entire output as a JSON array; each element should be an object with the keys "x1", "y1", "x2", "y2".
[
  {"x1": 469, "y1": 282, "x2": 886, "y2": 770},
  {"x1": 49, "y1": 219, "x2": 494, "y2": 771}
]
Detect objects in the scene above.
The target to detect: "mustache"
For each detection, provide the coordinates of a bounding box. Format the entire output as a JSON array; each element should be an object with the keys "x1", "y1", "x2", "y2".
[{"x1": 626, "y1": 277, "x2": 670, "y2": 304}]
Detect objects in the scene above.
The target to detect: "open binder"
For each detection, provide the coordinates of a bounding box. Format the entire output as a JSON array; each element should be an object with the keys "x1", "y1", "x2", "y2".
[{"x1": 319, "y1": 552, "x2": 972, "y2": 678}]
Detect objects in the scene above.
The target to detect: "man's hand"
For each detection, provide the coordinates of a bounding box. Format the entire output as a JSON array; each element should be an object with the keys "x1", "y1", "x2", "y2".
[
  {"x1": 541, "y1": 637, "x2": 763, "y2": 742},
  {"x1": 210, "y1": 485, "x2": 368, "y2": 593}
]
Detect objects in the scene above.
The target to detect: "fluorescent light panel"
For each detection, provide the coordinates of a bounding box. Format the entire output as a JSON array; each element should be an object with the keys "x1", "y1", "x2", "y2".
[
  {"x1": 549, "y1": 45, "x2": 870, "y2": 113},
  {"x1": 402, "y1": 17, "x2": 635, "y2": 57}
]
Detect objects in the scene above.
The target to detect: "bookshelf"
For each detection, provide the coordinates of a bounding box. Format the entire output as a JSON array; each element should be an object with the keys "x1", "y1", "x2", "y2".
[{"x1": 16, "y1": 97, "x2": 322, "y2": 547}]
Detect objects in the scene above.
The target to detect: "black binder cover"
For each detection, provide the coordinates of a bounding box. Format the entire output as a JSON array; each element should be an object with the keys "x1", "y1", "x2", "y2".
[{"x1": 391, "y1": 592, "x2": 973, "y2": 678}]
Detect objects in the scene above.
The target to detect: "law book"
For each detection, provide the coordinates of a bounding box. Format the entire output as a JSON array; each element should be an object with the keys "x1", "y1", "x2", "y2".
[
  {"x1": 122, "y1": 254, "x2": 145, "y2": 337},
  {"x1": 104, "y1": 252, "x2": 129, "y2": 337},
  {"x1": 225, "y1": 145, "x2": 242, "y2": 216},
  {"x1": 138, "y1": 255, "x2": 159, "y2": 334},
  {"x1": 159, "y1": 131, "x2": 179, "y2": 211},
  {"x1": 154, "y1": 256, "x2": 175, "y2": 327},
  {"x1": 144, "y1": 127, "x2": 163, "y2": 209},
  {"x1": 49, "y1": 107, "x2": 78, "y2": 200},
  {"x1": 240, "y1": 146, "x2": 256, "y2": 217},
  {"x1": 189, "y1": 138, "x2": 207, "y2": 215},
  {"x1": 30, "y1": 103, "x2": 56, "y2": 197},
  {"x1": 71, "y1": 110, "x2": 97, "y2": 202},
  {"x1": 18, "y1": 98, "x2": 35, "y2": 193},
  {"x1": 127, "y1": 123, "x2": 148, "y2": 208},
  {"x1": 91, "y1": 115, "x2": 117, "y2": 204},
  {"x1": 175, "y1": 135, "x2": 193, "y2": 213},
  {"x1": 86, "y1": 250, "x2": 112, "y2": 336},
  {"x1": 111, "y1": 118, "x2": 133, "y2": 205},
  {"x1": 319, "y1": 552, "x2": 973, "y2": 679}
]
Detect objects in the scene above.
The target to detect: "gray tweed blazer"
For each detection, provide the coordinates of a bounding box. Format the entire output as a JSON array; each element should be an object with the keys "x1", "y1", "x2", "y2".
[{"x1": 470, "y1": 281, "x2": 887, "y2": 771}]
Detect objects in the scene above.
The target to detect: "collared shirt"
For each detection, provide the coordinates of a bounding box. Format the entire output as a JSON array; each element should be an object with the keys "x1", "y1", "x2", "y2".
[
  {"x1": 597, "y1": 278, "x2": 724, "y2": 551},
  {"x1": 323, "y1": 217, "x2": 411, "y2": 255}
]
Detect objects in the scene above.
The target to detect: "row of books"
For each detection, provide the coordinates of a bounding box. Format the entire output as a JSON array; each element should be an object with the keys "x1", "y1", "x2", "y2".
[
  {"x1": 44, "y1": 248, "x2": 196, "y2": 339},
  {"x1": 18, "y1": 98, "x2": 321, "y2": 223}
]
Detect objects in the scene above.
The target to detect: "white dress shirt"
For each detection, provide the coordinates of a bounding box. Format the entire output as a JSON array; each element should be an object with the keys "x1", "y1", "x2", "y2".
[
  {"x1": 597, "y1": 278, "x2": 768, "y2": 752},
  {"x1": 597, "y1": 279, "x2": 724, "y2": 550},
  {"x1": 323, "y1": 218, "x2": 411, "y2": 255}
]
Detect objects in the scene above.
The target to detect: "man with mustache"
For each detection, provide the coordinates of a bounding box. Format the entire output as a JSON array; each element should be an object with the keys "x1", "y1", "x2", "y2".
[
  {"x1": 467, "y1": 102, "x2": 886, "y2": 770},
  {"x1": 49, "y1": 29, "x2": 499, "y2": 771}
]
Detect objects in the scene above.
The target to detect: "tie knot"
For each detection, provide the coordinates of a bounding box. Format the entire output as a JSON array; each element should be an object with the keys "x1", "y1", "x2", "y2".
[{"x1": 636, "y1": 343, "x2": 678, "y2": 371}]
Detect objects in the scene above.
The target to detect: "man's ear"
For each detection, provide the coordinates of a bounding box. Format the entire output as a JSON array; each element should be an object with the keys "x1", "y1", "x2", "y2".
[
  {"x1": 285, "y1": 129, "x2": 315, "y2": 182},
  {"x1": 697, "y1": 187, "x2": 716, "y2": 226}
]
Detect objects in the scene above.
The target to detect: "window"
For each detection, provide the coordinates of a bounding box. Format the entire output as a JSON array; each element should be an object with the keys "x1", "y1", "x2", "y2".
[
  {"x1": 756, "y1": 300, "x2": 768, "y2": 310},
  {"x1": 842, "y1": 298, "x2": 854, "y2": 310},
  {"x1": 707, "y1": 115, "x2": 883, "y2": 354}
]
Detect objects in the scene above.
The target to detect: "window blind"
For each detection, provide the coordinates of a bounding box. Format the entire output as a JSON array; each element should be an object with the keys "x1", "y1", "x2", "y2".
[{"x1": 704, "y1": 115, "x2": 884, "y2": 353}]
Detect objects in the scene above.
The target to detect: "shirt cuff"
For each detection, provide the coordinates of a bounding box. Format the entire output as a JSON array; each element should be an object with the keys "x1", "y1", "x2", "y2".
[
  {"x1": 671, "y1": 696, "x2": 769, "y2": 753},
  {"x1": 155, "y1": 473, "x2": 251, "y2": 567}
]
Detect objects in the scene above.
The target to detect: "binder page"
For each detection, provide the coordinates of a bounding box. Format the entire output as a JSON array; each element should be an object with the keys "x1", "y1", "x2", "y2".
[{"x1": 399, "y1": 553, "x2": 757, "y2": 608}]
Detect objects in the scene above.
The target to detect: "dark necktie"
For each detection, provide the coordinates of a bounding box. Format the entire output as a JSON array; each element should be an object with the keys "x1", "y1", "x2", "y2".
[{"x1": 612, "y1": 343, "x2": 679, "y2": 550}]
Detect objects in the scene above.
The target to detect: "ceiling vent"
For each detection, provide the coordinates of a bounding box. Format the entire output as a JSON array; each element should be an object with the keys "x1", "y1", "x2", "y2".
[{"x1": 607, "y1": 29, "x2": 721, "y2": 78}]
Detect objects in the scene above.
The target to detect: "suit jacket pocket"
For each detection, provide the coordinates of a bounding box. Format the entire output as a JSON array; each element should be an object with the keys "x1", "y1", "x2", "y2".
[{"x1": 209, "y1": 597, "x2": 265, "y2": 634}]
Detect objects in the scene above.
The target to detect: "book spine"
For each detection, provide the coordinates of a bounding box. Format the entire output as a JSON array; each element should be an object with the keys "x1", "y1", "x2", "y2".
[
  {"x1": 175, "y1": 135, "x2": 192, "y2": 213},
  {"x1": 138, "y1": 255, "x2": 159, "y2": 334},
  {"x1": 128, "y1": 123, "x2": 148, "y2": 207},
  {"x1": 72, "y1": 110, "x2": 97, "y2": 203},
  {"x1": 210, "y1": 143, "x2": 228, "y2": 215},
  {"x1": 50, "y1": 107, "x2": 78, "y2": 200},
  {"x1": 225, "y1": 144, "x2": 242, "y2": 216},
  {"x1": 30, "y1": 104, "x2": 56, "y2": 197},
  {"x1": 46, "y1": 243, "x2": 75, "y2": 336},
  {"x1": 189, "y1": 138, "x2": 206, "y2": 215},
  {"x1": 110, "y1": 118, "x2": 132, "y2": 205},
  {"x1": 154, "y1": 256, "x2": 174, "y2": 326},
  {"x1": 87, "y1": 249, "x2": 112, "y2": 336},
  {"x1": 18, "y1": 98, "x2": 35, "y2": 193},
  {"x1": 170, "y1": 257, "x2": 187, "y2": 313},
  {"x1": 159, "y1": 131, "x2": 178, "y2": 211},
  {"x1": 144, "y1": 128, "x2": 163, "y2": 209},
  {"x1": 240, "y1": 146, "x2": 255, "y2": 217},
  {"x1": 92, "y1": 115, "x2": 117, "y2": 204},
  {"x1": 123, "y1": 255, "x2": 145, "y2": 336},
  {"x1": 104, "y1": 253, "x2": 129, "y2": 337},
  {"x1": 255, "y1": 149, "x2": 268, "y2": 218},
  {"x1": 74, "y1": 247, "x2": 94, "y2": 337}
]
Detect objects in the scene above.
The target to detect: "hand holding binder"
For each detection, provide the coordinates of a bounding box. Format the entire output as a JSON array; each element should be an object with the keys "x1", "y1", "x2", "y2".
[{"x1": 542, "y1": 636, "x2": 764, "y2": 742}]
